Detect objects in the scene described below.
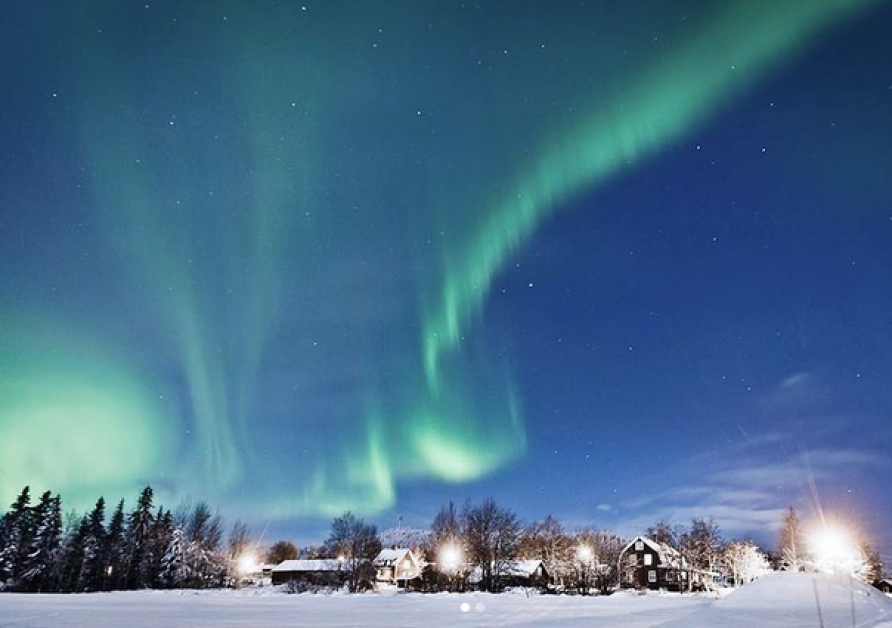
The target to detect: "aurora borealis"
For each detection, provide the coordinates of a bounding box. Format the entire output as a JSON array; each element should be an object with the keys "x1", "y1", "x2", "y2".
[{"x1": 2, "y1": 0, "x2": 891, "y2": 550}]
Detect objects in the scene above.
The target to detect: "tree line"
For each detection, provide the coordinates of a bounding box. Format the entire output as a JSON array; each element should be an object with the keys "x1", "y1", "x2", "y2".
[
  {"x1": 1, "y1": 486, "x2": 883, "y2": 594},
  {"x1": 0, "y1": 486, "x2": 251, "y2": 593}
]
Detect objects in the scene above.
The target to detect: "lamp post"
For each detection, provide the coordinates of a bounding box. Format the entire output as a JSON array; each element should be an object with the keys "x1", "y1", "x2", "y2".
[
  {"x1": 577, "y1": 545, "x2": 594, "y2": 595},
  {"x1": 438, "y1": 543, "x2": 463, "y2": 592}
]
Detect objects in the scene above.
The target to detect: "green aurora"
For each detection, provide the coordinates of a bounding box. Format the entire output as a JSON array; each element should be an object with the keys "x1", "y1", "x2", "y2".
[{"x1": 0, "y1": 0, "x2": 877, "y2": 517}]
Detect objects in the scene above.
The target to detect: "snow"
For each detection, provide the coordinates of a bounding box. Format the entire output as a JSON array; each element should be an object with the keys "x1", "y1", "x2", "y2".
[{"x1": 0, "y1": 573, "x2": 890, "y2": 627}]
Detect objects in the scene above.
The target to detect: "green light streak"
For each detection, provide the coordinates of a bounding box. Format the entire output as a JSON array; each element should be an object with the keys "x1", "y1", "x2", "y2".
[
  {"x1": 422, "y1": 0, "x2": 875, "y2": 388},
  {"x1": 0, "y1": 315, "x2": 175, "y2": 509}
]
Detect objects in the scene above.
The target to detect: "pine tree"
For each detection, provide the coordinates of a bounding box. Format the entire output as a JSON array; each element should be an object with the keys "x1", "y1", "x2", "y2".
[
  {"x1": 19, "y1": 492, "x2": 62, "y2": 592},
  {"x1": 77, "y1": 497, "x2": 107, "y2": 592},
  {"x1": 58, "y1": 516, "x2": 90, "y2": 592},
  {"x1": 147, "y1": 508, "x2": 173, "y2": 588},
  {"x1": 103, "y1": 499, "x2": 126, "y2": 590},
  {"x1": 124, "y1": 486, "x2": 155, "y2": 589},
  {"x1": 159, "y1": 524, "x2": 187, "y2": 588},
  {"x1": 0, "y1": 486, "x2": 32, "y2": 588}
]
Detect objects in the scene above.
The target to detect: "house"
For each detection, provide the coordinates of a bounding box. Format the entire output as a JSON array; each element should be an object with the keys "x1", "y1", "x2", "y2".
[
  {"x1": 468, "y1": 559, "x2": 551, "y2": 589},
  {"x1": 374, "y1": 548, "x2": 423, "y2": 586},
  {"x1": 271, "y1": 559, "x2": 346, "y2": 586},
  {"x1": 618, "y1": 536, "x2": 693, "y2": 591},
  {"x1": 877, "y1": 579, "x2": 892, "y2": 594}
]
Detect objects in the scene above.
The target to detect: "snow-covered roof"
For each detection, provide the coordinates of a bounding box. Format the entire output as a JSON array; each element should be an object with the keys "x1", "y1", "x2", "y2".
[
  {"x1": 622, "y1": 536, "x2": 684, "y2": 568},
  {"x1": 468, "y1": 560, "x2": 544, "y2": 583},
  {"x1": 502, "y1": 560, "x2": 544, "y2": 577},
  {"x1": 375, "y1": 548, "x2": 412, "y2": 566},
  {"x1": 272, "y1": 559, "x2": 342, "y2": 573}
]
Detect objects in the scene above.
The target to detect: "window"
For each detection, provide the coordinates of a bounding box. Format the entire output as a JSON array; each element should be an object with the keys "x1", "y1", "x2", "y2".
[
  {"x1": 635, "y1": 541, "x2": 644, "y2": 551},
  {"x1": 648, "y1": 570, "x2": 657, "y2": 583},
  {"x1": 644, "y1": 554, "x2": 653, "y2": 566}
]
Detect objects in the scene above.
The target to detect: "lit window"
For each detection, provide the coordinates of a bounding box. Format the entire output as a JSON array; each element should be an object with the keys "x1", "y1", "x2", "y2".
[
  {"x1": 635, "y1": 541, "x2": 644, "y2": 551},
  {"x1": 648, "y1": 570, "x2": 657, "y2": 583},
  {"x1": 644, "y1": 554, "x2": 653, "y2": 566}
]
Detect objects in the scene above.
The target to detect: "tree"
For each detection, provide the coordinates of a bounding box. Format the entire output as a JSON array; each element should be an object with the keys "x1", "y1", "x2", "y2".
[
  {"x1": 77, "y1": 497, "x2": 107, "y2": 592},
  {"x1": 324, "y1": 512, "x2": 382, "y2": 592},
  {"x1": 0, "y1": 486, "x2": 32, "y2": 587},
  {"x1": 159, "y1": 524, "x2": 187, "y2": 588},
  {"x1": 647, "y1": 520, "x2": 680, "y2": 547},
  {"x1": 103, "y1": 499, "x2": 126, "y2": 590},
  {"x1": 576, "y1": 529, "x2": 625, "y2": 593},
  {"x1": 680, "y1": 518, "x2": 722, "y2": 590},
  {"x1": 19, "y1": 492, "x2": 62, "y2": 592},
  {"x1": 266, "y1": 540, "x2": 299, "y2": 565},
  {"x1": 518, "y1": 516, "x2": 574, "y2": 587},
  {"x1": 228, "y1": 520, "x2": 252, "y2": 585},
  {"x1": 777, "y1": 507, "x2": 806, "y2": 572},
  {"x1": 462, "y1": 498, "x2": 521, "y2": 593},
  {"x1": 124, "y1": 486, "x2": 155, "y2": 589},
  {"x1": 723, "y1": 540, "x2": 769, "y2": 586},
  {"x1": 184, "y1": 502, "x2": 226, "y2": 588}
]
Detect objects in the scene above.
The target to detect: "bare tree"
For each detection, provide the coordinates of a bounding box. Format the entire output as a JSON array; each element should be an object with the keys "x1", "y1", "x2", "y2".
[
  {"x1": 324, "y1": 512, "x2": 381, "y2": 592},
  {"x1": 462, "y1": 498, "x2": 521, "y2": 593},
  {"x1": 266, "y1": 540, "x2": 298, "y2": 565}
]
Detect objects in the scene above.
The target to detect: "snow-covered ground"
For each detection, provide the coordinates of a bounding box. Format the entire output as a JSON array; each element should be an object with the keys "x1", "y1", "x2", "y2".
[{"x1": 0, "y1": 573, "x2": 889, "y2": 627}]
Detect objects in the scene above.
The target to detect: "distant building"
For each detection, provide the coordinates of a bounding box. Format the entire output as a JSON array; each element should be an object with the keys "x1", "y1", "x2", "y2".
[
  {"x1": 271, "y1": 559, "x2": 346, "y2": 586},
  {"x1": 618, "y1": 536, "x2": 712, "y2": 591},
  {"x1": 374, "y1": 548, "x2": 423, "y2": 586},
  {"x1": 468, "y1": 559, "x2": 551, "y2": 589}
]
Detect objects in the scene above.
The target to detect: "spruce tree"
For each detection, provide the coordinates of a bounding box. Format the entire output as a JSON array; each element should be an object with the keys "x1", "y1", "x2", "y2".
[
  {"x1": 58, "y1": 516, "x2": 90, "y2": 592},
  {"x1": 19, "y1": 492, "x2": 62, "y2": 592},
  {"x1": 104, "y1": 499, "x2": 126, "y2": 590},
  {"x1": 0, "y1": 486, "x2": 32, "y2": 587},
  {"x1": 77, "y1": 497, "x2": 107, "y2": 592},
  {"x1": 125, "y1": 486, "x2": 155, "y2": 589}
]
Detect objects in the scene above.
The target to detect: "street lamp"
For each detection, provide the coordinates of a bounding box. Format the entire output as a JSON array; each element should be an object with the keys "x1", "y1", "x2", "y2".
[
  {"x1": 808, "y1": 523, "x2": 863, "y2": 576},
  {"x1": 577, "y1": 545, "x2": 595, "y2": 595},
  {"x1": 438, "y1": 543, "x2": 463, "y2": 591}
]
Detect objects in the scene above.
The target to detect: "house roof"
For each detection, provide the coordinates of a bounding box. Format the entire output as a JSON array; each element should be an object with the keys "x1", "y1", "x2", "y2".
[
  {"x1": 468, "y1": 559, "x2": 544, "y2": 583},
  {"x1": 622, "y1": 536, "x2": 685, "y2": 568},
  {"x1": 374, "y1": 548, "x2": 414, "y2": 566},
  {"x1": 272, "y1": 559, "x2": 343, "y2": 573}
]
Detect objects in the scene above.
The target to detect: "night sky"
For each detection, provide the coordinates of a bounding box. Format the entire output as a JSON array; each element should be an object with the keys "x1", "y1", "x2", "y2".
[{"x1": 1, "y1": 1, "x2": 890, "y2": 555}]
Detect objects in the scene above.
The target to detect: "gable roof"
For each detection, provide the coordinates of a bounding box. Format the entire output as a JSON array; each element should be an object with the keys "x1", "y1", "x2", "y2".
[
  {"x1": 622, "y1": 536, "x2": 685, "y2": 568},
  {"x1": 374, "y1": 548, "x2": 413, "y2": 566},
  {"x1": 272, "y1": 559, "x2": 343, "y2": 573}
]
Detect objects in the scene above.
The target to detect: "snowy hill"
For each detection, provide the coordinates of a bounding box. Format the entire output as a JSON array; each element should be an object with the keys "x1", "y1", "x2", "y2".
[{"x1": 659, "y1": 572, "x2": 892, "y2": 627}]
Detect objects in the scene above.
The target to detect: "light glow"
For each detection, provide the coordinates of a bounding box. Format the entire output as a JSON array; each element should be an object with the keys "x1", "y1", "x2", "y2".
[
  {"x1": 438, "y1": 543, "x2": 463, "y2": 573},
  {"x1": 808, "y1": 523, "x2": 864, "y2": 576},
  {"x1": 237, "y1": 553, "x2": 259, "y2": 576}
]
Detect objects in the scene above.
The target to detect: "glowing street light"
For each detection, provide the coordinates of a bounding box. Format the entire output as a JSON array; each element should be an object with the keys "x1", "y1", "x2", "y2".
[
  {"x1": 438, "y1": 543, "x2": 463, "y2": 573},
  {"x1": 237, "y1": 552, "x2": 260, "y2": 576},
  {"x1": 576, "y1": 545, "x2": 594, "y2": 564},
  {"x1": 808, "y1": 523, "x2": 863, "y2": 576}
]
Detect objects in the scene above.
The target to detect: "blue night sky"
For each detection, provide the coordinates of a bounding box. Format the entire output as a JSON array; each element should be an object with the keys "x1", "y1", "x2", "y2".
[{"x1": 1, "y1": 1, "x2": 890, "y2": 555}]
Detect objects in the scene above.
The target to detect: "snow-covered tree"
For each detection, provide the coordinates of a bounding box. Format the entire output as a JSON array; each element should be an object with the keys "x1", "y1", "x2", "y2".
[
  {"x1": 124, "y1": 486, "x2": 155, "y2": 589},
  {"x1": 19, "y1": 492, "x2": 62, "y2": 592},
  {"x1": 777, "y1": 507, "x2": 806, "y2": 572},
  {"x1": 680, "y1": 518, "x2": 723, "y2": 574},
  {"x1": 723, "y1": 540, "x2": 769, "y2": 586},
  {"x1": 77, "y1": 497, "x2": 107, "y2": 592},
  {"x1": 518, "y1": 516, "x2": 573, "y2": 585},
  {"x1": 159, "y1": 524, "x2": 187, "y2": 588},
  {"x1": 103, "y1": 499, "x2": 126, "y2": 590},
  {"x1": 0, "y1": 486, "x2": 33, "y2": 588}
]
